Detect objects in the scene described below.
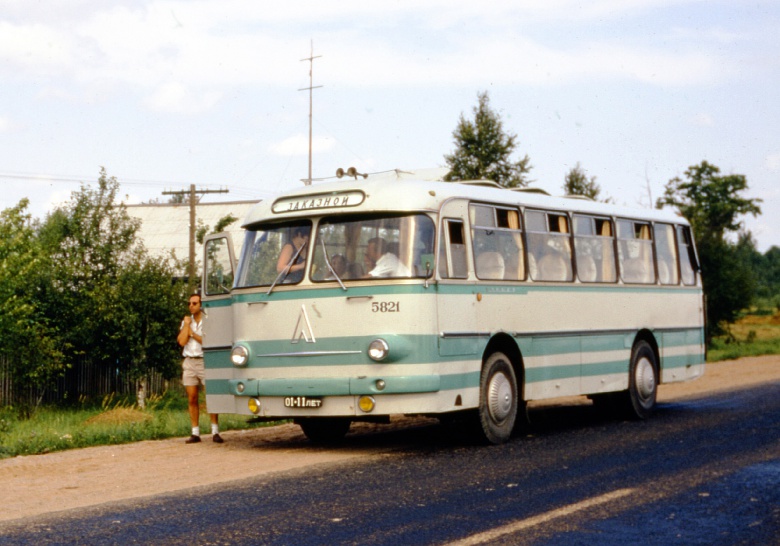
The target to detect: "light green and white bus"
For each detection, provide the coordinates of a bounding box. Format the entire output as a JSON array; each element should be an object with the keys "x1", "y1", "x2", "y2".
[{"x1": 202, "y1": 177, "x2": 704, "y2": 444}]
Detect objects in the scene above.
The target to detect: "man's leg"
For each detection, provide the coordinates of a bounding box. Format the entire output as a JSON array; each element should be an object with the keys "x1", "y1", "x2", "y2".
[{"x1": 185, "y1": 384, "x2": 201, "y2": 443}]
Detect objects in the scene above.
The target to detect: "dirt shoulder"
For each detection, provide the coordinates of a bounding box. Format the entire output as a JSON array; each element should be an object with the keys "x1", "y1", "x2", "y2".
[{"x1": 2, "y1": 355, "x2": 778, "y2": 524}]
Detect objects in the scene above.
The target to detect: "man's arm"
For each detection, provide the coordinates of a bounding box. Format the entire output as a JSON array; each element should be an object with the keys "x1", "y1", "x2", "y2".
[{"x1": 177, "y1": 316, "x2": 191, "y2": 347}]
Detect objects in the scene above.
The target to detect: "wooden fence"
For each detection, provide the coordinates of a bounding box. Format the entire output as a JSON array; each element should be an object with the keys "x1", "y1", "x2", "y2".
[{"x1": 0, "y1": 355, "x2": 169, "y2": 407}]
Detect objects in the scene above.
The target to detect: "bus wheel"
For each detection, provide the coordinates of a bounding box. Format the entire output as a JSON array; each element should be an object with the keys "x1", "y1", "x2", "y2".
[
  {"x1": 477, "y1": 352, "x2": 518, "y2": 444},
  {"x1": 621, "y1": 340, "x2": 658, "y2": 420},
  {"x1": 297, "y1": 418, "x2": 351, "y2": 444}
]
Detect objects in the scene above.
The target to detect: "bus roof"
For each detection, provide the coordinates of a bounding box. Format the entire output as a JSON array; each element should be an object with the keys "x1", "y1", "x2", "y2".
[{"x1": 242, "y1": 177, "x2": 688, "y2": 228}]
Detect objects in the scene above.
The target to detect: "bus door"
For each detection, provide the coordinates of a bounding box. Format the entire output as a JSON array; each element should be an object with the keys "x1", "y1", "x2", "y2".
[
  {"x1": 436, "y1": 200, "x2": 478, "y2": 356},
  {"x1": 202, "y1": 233, "x2": 236, "y2": 413}
]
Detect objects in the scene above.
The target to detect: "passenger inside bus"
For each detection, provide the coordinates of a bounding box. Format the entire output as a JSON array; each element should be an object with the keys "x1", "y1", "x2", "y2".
[
  {"x1": 325, "y1": 253, "x2": 348, "y2": 280},
  {"x1": 276, "y1": 227, "x2": 309, "y2": 283},
  {"x1": 365, "y1": 237, "x2": 412, "y2": 277}
]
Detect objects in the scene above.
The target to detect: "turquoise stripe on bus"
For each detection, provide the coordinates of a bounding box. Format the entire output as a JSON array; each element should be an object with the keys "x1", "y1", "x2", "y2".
[
  {"x1": 205, "y1": 328, "x2": 703, "y2": 371},
  {"x1": 208, "y1": 371, "x2": 483, "y2": 397},
  {"x1": 201, "y1": 282, "x2": 704, "y2": 309},
  {"x1": 224, "y1": 375, "x2": 443, "y2": 396},
  {"x1": 662, "y1": 352, "x2": 707, "y2": 369}
]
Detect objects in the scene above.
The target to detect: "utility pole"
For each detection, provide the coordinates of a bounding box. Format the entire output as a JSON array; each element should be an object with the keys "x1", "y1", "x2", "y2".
[
  {"x1": 299, "y1": 40, "x2": 322, "y2": 186},
  {"x1": 162, "y1": 184, "x2": 229, "y2": 282}
]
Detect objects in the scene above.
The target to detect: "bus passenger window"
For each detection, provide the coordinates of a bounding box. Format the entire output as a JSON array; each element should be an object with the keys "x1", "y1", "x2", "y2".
[
  {"x1": 654, "y1": 223, "x2": 679, "y2": 285},
  {"x1": 439, "y1": 220, "x2": 468, "y2": 279},
  {"x1": 573, "y1": 215, "x2": 616, "y2": 283},
  {"x1": 469, "y1": 204, "x2": 524, "y2": 281},
  {"x1": 677, "y1": 225, "x2": 698, "y2": 285},
  {"x1": 526, "y1": 210, "x2": 573, "y2": 282},
  {"x1": 617, "y1": 220, "x2": 654, "y2": 284}
]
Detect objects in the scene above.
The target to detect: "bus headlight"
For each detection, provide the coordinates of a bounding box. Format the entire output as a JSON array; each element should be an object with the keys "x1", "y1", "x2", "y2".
[
  {"x1": 358, "y1": 395, "x2": 375, "y2": 413},
  {"x1": 368, "y1": 338, "x2": 389, "y2": 362},
  {"x1": 231, "y1": 345, "x2": 249, "y2": 367},
  {"x1": 248, "y1": 398, "x2": 261, "y2": 414}
]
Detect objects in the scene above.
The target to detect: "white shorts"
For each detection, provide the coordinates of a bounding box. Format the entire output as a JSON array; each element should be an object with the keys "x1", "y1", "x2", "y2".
[{"x1": 182, "y1": 357, "x2": 206, "y2": 387}]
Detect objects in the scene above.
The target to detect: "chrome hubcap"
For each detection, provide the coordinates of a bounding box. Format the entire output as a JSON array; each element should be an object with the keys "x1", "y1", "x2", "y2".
[
  {"x1": 635, "y1": 356, "x2": 656, "y2": 401},
  {"x1": 488, "y1": 371, "x2": 513, "y2": 422}
]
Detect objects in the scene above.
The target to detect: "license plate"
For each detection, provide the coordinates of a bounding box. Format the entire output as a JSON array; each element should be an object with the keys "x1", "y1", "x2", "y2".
[{"x1": 284, "y1": 396, "x2": 323, "y2": 409}]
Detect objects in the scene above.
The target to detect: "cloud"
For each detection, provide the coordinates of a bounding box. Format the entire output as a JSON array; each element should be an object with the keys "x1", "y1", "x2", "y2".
[
  {"x1": 766, "y1": 151, "x2": 780, "y2": 172},
  {"x1": 691, "y1": 113, "x2": 715, "y2": 127},
  {"x1": 0, "y1": 115, "x2": 11, "y2": 132},
  {"x1": 269, "y1": 134, "x2": 334, "y2": 156},
  {"x1": 143, "y1": 81, "x2": 221, "y2": 114},
  {"x1": 0, "y1": 0, "x2": 751, "y2": 113}
]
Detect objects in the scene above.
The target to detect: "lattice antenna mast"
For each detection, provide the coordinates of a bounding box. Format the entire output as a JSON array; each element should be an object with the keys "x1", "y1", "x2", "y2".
[{"x1": 299, "y1": 40, "x2": 322, "y2": 186}]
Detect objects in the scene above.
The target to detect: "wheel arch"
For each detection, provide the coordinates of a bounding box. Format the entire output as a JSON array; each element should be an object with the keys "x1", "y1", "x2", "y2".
[
  {"x1": 633, "y1": 328, "x2": 660, "y2": 372},
  {"x1": 483, "y1": 333, "x2": 524, "y2": 397}
]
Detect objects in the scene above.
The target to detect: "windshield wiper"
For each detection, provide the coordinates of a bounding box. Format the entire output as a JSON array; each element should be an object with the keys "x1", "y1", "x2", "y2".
[
  {"x1": 320, "y1": 238, "x2": 347, "y2": 291},
  {"x1": 266, "y1": 241, "x2": 307, "y2": 295}
]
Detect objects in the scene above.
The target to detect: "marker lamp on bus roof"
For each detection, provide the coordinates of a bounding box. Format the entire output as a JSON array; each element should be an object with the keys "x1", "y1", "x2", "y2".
[
  {"x1": 368, "y1": 339, "x2": 389, "y2": 362},
  {"x1": 231, "y1": 345, "x2": 249, "y2": 367}
]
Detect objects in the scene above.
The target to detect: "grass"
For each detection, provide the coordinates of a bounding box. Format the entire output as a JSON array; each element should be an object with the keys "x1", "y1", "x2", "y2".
[
  {"x1": 708, "y1": 308, "x2": 780, "y2": 362},
  {"x1": 0, "y1": 390, "x2": 280, "y2": 459}
]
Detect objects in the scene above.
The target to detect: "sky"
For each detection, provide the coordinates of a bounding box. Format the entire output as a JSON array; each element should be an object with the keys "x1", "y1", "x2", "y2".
[{"x1": 1, "y1": 0, "x2": 778, "y2": 251}]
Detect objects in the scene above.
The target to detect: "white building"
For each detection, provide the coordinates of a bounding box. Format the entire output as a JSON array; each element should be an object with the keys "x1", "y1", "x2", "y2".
[{"x1": 126, "y1": 200, "x2": 259, "y2": 276}]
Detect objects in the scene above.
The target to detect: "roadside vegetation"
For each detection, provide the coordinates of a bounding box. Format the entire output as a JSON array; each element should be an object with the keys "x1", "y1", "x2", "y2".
[
  {"x1": 708, "y1": 306, "x2": 780, "y2": 362},
  {"x1": 0, "y1": 390, "x2": 278, "y2": 459},
  {"x1": 1, "y1": 92, "x2": 778, "y2": 459}
]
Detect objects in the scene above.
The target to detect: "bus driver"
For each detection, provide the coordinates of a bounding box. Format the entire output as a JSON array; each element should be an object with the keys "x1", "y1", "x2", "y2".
[{"x1": 365, "y1": 237, "x2": 411, "y2": 278}]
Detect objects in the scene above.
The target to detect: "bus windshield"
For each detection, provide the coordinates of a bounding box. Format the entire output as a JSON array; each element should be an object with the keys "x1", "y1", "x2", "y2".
[
  {"x1": 311, "y1": 213, "x2": 435, "y2": 281},
  {"x1": 235, "y1": 221, "x2": 312, "y2": 288},
  {"x1": 234, "y1": 214, "x2": 436, "y2": 288}
]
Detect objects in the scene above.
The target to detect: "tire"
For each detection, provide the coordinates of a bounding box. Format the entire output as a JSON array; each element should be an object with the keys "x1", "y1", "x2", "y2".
[
  {"x1": 620, "y1": 340, "x2": 658, "y2": 420},
  {"x1": 476, "y1": 352, "x2": 518, "y2": 444},
  {"x1": 297, "y1": 418, "x2": 351, "y2": 444}
]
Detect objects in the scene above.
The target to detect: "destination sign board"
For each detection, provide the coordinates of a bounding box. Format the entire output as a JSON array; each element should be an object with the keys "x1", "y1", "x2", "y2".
[{"x1": 272, "y1": 190, "x2": 365, "y2": 213}]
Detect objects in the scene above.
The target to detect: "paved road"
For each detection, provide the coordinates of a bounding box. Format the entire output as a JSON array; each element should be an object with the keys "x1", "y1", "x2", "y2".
[{"x1": 3, "y1": 383, "x2": 779, "y2": 545}]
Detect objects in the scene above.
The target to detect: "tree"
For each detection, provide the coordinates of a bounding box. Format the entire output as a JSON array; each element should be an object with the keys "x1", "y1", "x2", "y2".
[
  {"x1": 563, "y1": 163, "x2": 605, "y2": 201},
  {"x1": 36, "y1": 169, "x2": 187, "y2": 405},
  {"x1": 657, "y1": 161, "x2": 762, "y2": 335},
  {"x1": 196, "y1": 214, "x2": 238, "y2": 245},
  {"x1": 444, "y1": 91, "x2": 532, "y2": 188},
  {"x1": 0, "y1": 200, "x2": 65, "y2": 408}
]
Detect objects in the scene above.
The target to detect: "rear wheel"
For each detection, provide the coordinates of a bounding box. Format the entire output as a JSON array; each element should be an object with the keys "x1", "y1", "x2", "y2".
[
  {"x1": 619, "y1": 340, "x2": 658, "y2": 419},
  {"x1": 297, "y1": 417, "x2": 351, "y2": 443},
  {"x1": 476, "y1": 352, "x2": 518, "y2": 444}
]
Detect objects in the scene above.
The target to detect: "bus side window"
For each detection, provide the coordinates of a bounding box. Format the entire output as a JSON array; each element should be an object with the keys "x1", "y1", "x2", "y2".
[
  {"x1": 654, "y1": 223, "x2": 679, "y2": 285},
  {"x1": 439, "y1": 219, "x2": 468, "y2": 279},
  {"x1": 573, "y1": 215, "x2": 616, "y2": 283},
  {"x1": 526, "y1": 210, "x2": 573, "y2": 282},
  {"x1": 677, "y1": 225, "x2": 697, "y2": 285},
  {"x1": 469, "y1": 204, "x2": 524, "y2": 281},
  {"x1": 617, "y1": 220, "x2": 655, "y2": 284}
]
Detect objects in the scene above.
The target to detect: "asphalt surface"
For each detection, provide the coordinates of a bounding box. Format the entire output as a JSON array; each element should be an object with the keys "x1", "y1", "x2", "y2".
[{"x1": 2, "y1": 382, "x2": 779, "y2": 545}]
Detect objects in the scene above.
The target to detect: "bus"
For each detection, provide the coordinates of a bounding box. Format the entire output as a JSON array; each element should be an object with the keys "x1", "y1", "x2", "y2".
[{"x1": 201, "y1": 176, "x2": 705, "y2": 444}]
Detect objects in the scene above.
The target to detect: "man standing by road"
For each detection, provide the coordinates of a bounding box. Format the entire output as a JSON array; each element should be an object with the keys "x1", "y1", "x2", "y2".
[{"x1": 177, "y1": 293, "x2": 223, "y2": 444}]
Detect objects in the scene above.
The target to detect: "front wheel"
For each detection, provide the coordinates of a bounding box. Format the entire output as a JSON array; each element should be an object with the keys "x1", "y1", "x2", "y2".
[
  {"x1": 476, "y1": 352, "x2": 518, "y2": 444},
  {"x1": 297, "y1": 417, "x2": 351, "y2": 444},
  {"x1": 619, "y1": 340, "x2": 658, "y2": 420}
]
